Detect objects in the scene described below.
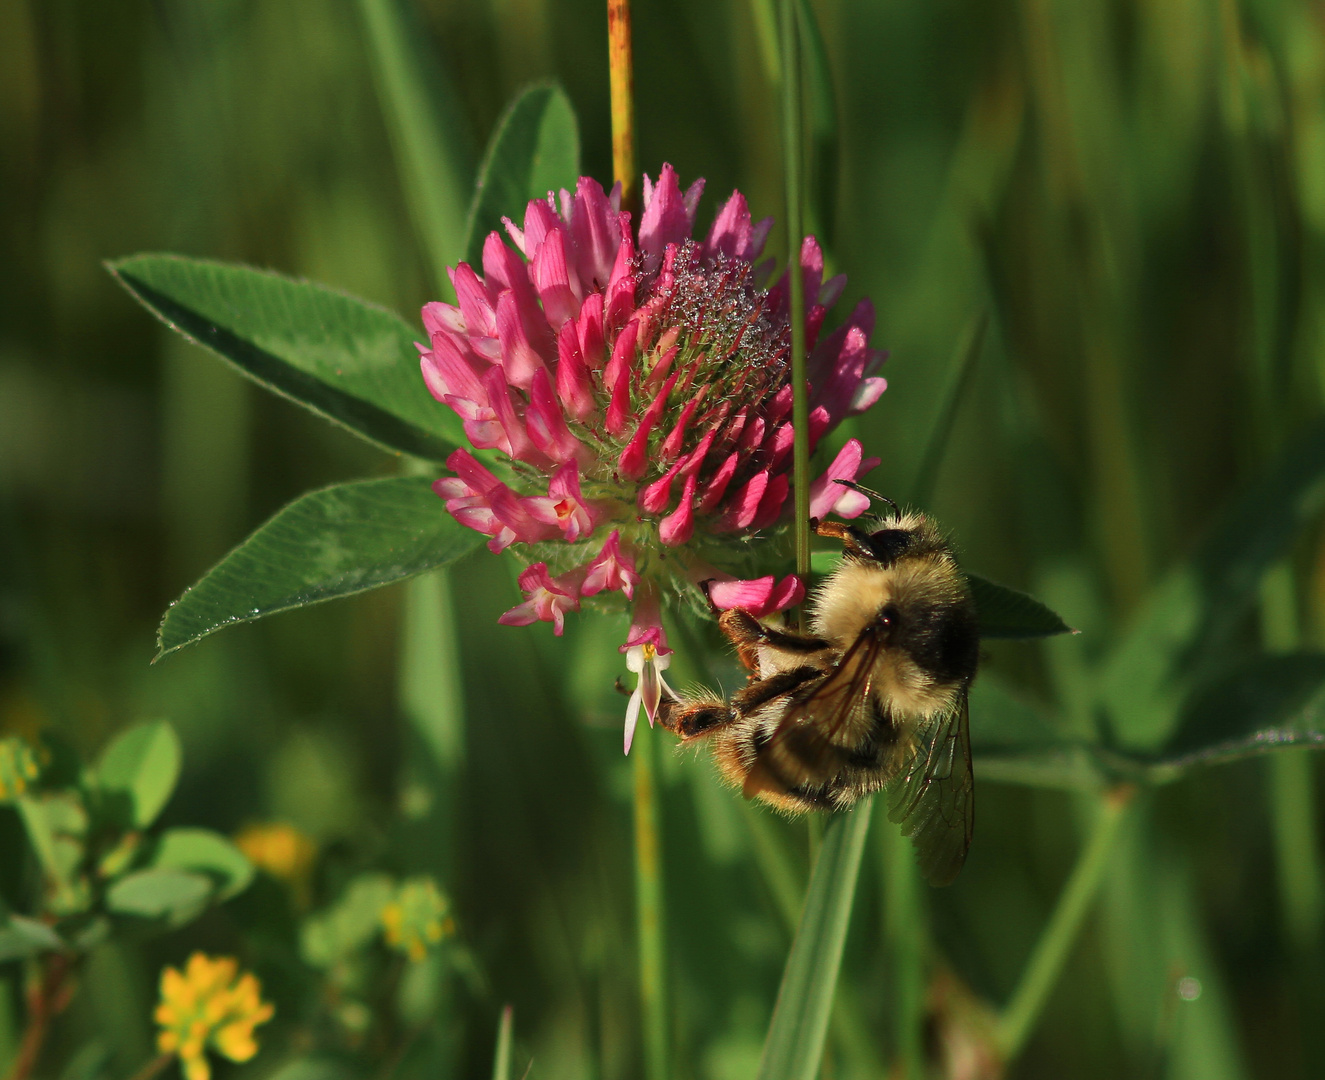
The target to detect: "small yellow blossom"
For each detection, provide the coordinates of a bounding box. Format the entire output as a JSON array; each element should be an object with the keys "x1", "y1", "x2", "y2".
[
  {"x1": 0, "y1": 736, "x2": 41, "y2": 801},
  {"x1": 155, "y1": 953, "x2": 274, "y2": 1080},
  {"x1": 234, "y1": 822, "x2": 316, "y2": 903},
  {"x1": 380, "y1": 877, "x2": 454, "y2": 963}
]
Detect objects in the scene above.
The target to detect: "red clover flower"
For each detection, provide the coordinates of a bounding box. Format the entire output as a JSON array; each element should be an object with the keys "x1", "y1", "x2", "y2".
[{"x1": 420, "y1": 165, "x2": 886, "y2": 752}]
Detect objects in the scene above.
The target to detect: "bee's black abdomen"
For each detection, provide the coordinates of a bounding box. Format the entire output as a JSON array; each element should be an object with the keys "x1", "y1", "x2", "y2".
[{"x1": 898, "y1": 597, "x2": 980, "y2": 684}]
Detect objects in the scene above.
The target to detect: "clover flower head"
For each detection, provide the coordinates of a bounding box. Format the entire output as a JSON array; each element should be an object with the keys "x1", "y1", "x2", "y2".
[
  {"x1": 155, "y1": 953, "x2": 274, "y2": 1080},
  {"x1": 420, "y1": 165, "x2": 885, "y2": 753},
  {"x1": 381, "y1": 876, "x2": 454, "y2": 963}
]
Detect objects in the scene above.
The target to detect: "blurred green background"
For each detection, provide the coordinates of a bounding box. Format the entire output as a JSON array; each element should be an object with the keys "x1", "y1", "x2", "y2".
[{"x1": 4, "y1": 0, "x2": 1325, "y2": 1078}]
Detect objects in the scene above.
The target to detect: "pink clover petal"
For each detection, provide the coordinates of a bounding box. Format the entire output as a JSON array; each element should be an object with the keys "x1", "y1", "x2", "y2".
[
  {"x1": 449, "y1": 265, "x2": 499, "y2": 338},
  {"x1": 706, "y1": 575, "x2": 775, "y2": 612},
  {"x1": 705, "y1": 574, "x2": 805, "y2": 619},
  {"x1": 421, "y1": 334, "x2": 488, "y2": 405},
  {"x1": 526, "y1": 367, "x2": 587, "y2": 465},
  {"x1": 498, "y1": 563, "x2": 581, "y2": 635},
  {"x1": 605, "y1": 239, "x2": 638, "y2": 329},
  {"x1": 848, "y1": 377, "x2": 888, "y2": 415},
  {"x1": 658, "y1": 473, "x2": 698, "y2": 546},
  {"x1": 481, "y1": 366, "x2": 548, "y2": 468},
  {"x1": 639, "y1": 462, "x2": 682, "y2": 514},
  {"x1": 770, "y1": 574, "x2": 806, "y2": 610},
  {"x1": 576, "y1": 292, "x2": 607, "y2": 370},
  {"x1": 555, "y1": 321, "x2": 596, "y2": 423},
  {"x1": 639, "y1": 165, "x2": 701, "y2": 258},
  {"x1": 486, "y1": 485, "x2": 559, "y2": 544},
  {"x1": 716, "y1": 470, "x2": 770, "y2": 531},
  {"x1": 531, "y1": 227, "x2": 581, "y2": 330},
  {"x1": 581, "y1": 530, "x2": 640, "y2": 599},
  {"x1": 570, "y1": 177, "x2": 622, "y2": 290},
  {"x1": 495, "y1": 290, "x2": 550, "y2": 390},
  {"x1": 621, "y1": 590, "x2": 671, "y2": 654},
  {"x1": 808, "y1": 439, "x2": 880, "y2": 519},
  {"x1": 422, "y1": 301, "x2": 465, "y2": 337},
  {"x1": 618, "y1": 370, "x2": 680, "y2": 481},
  {"x1": 695, "y1": 450, "x2": 740, "y2": 514},
  {"x1": 544, "y1": 461, "x2": 600, "y2": 541},
  {"x1": 749, "y1": 472, "x2": 790, "y2": 531},
  {"x1": 519, "y1": 197, "x2": 562, "y2": 260},
  {"x1": 602, "y1": 317, "x2": 640, "y2": 396},
  {"x1": 446, "y1": 448, "x2": 502, "y2": 494}
]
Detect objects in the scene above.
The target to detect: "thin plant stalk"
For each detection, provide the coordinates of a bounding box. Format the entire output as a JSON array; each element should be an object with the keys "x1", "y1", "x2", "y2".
[
  {"x1": 607, "y1": 0, "x2": 637, "y2": 217},
  {"x1": 633, "y1": 727, "x2": 668, "y2": 1080},
  {"x1": 782, "y1": 0, "x2": 810, "y2": 591},
  {"x1": 608, "y1": 10, "x2": 667, "y2": 1077},
  {"x1": 994, "y1": 785, "x2": 1134, "y2": 1061}
]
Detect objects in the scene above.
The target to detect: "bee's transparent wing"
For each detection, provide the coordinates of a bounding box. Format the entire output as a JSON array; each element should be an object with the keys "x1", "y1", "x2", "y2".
[
  {"x1": 886, "y1": 691, "x2": 973, "y2": 886},
  {"x1": 742, "y1": 628, "x2": 885, "y2": 800}
]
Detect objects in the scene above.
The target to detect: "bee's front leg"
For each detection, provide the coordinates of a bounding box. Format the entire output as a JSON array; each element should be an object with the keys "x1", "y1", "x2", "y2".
[{"x1": 717, "y1": 609, "x2": 832, "y2": 673}]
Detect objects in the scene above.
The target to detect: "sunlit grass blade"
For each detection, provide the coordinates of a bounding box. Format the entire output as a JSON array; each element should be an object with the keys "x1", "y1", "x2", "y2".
[
  {"x1": 356, "y1": 0, "x2": 475, "y2": 294},
  {"x1": 755, "y1": 805, "x2": 871, "y2": 1080}
]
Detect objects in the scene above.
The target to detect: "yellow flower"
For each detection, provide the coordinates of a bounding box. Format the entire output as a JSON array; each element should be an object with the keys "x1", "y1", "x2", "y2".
[
  {"x1": 0, "y1": 736, "x2": 42, "y2": 802},
  {"x1": 155, "y1": 953, "x2": 274, "y2": 1080},
  {"x1": 234, "y1": 822, "x2": 316, "y2": 904},
  {"x1": 380, "y1": 877, "x2": 454, "y2": 963}
]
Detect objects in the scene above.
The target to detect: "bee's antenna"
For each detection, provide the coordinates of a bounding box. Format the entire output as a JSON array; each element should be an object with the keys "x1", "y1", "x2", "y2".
[{"x1": 832, "y1": 478, "x2": 901, "y2": 517}]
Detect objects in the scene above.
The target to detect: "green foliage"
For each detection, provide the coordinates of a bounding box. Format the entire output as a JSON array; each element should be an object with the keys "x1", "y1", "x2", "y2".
[
  {"x1": 109, "y1": 255, "x2": 462, "y2": 460},
  {"x1": 149, "y1": 829, "x2": 254, "y2": 900},
  {"x1": 92, "y1": 721, "x2": 181, "y2": 829},
  {"x1": 301, "y1": 873, "x2": 397, "y2": 971},
  {"x1": 156, "y1": 478, "x2": 482, "y2": 657},
  {"x1": 13, "y1": 3, "x2": 1325, "y2": 1079},
  {"x1": 464, "y1": 84, "x2": 581, "y2": 265}
]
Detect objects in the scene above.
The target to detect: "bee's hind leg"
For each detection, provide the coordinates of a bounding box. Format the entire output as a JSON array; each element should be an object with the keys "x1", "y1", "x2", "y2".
[{"x1": 657, "y1": 697, "x2": 735, "y2": 740}]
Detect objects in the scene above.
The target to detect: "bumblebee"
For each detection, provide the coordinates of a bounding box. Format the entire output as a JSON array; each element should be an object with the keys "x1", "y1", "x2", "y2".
[{"x1": 659, "y1": 500, "x2": 979, "y2": 885}]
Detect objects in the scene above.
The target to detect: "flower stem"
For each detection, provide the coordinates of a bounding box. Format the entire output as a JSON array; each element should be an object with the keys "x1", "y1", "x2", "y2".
[
  {"x1": 607, "y1": 0, "x2": 637, "y2": 218},
  {"x1": 3, "y1": 954, "x2": 72, "y2": 1080},
  {"x1": 781, "y1": 0, "x2": 810, "y2": 595},
  {"x1": 994, "y1": 785, "x2": 1134, "y2": 1061},
  {"x1": 633, "y1": 726, "x2": 668, "y2": 1080}
]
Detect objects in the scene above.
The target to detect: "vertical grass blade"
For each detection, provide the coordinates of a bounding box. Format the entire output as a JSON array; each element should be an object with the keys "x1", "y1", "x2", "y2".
[
  {"x1": 995, "y1": 786, "x2": 1133, "y2": 1061},
  {"x1": 882, "y1": 814, "x2": 924, "y2": 1080},
  {"x1": 755, "y1": 805, "x2": 872, "y2": 1080},
  {"x1": 356, "y1": 0, "x2": 474, "y2": 296},
  {"x1": 491, "y1": 1005, "x2": 514, "y2": 1080},
  {"x1": 910, "y1": 311, "x2": 988, "y2": 509}
]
